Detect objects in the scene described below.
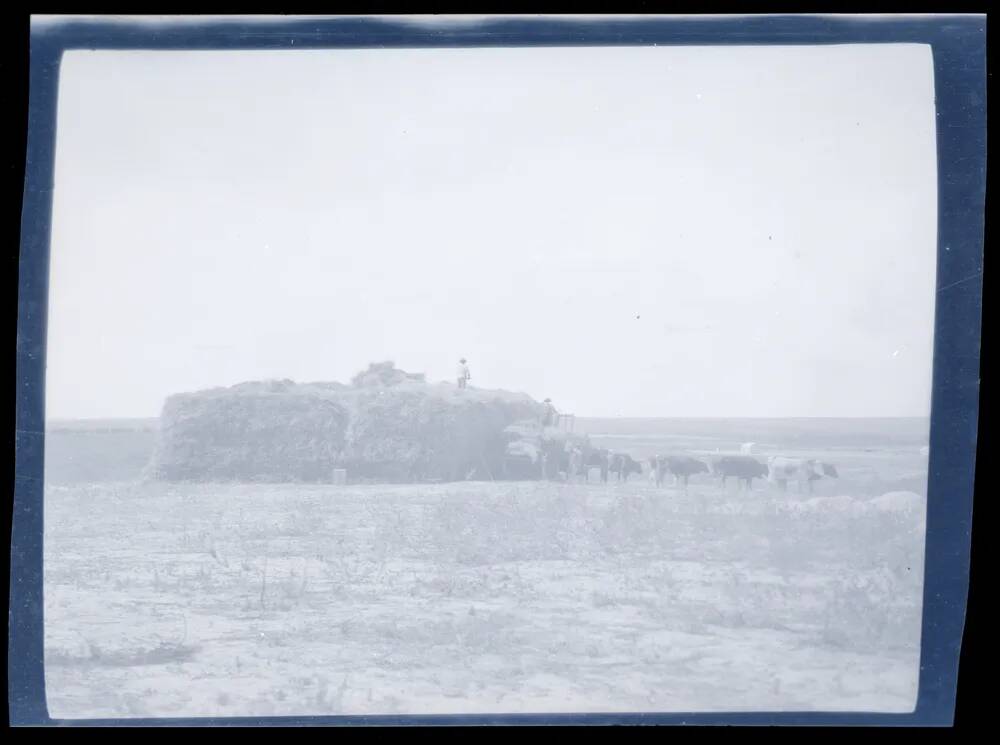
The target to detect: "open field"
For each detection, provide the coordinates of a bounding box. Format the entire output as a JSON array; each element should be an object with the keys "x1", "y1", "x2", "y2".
[
  {"x1": 44, "y1": 482, "x2": 925, "y2": 717},
  {"x1": 42, "y1": 417, "x2": 928, "y2": 717}
]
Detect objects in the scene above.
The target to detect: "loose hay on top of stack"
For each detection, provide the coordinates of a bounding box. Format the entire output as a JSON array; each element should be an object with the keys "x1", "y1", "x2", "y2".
[{"x1": 147, "y1": 362, "x2": 546, "y2": 484}]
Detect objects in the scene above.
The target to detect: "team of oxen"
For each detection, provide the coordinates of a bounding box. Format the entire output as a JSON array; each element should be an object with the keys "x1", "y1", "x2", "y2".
[{"x1": 552, "y1": 444, "x2": 839, "y2": 494}]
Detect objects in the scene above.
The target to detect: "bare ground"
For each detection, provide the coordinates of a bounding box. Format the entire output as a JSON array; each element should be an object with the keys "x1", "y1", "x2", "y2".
[{"x1": 43, "y1": 474, "x2": 925, "y2": 719}]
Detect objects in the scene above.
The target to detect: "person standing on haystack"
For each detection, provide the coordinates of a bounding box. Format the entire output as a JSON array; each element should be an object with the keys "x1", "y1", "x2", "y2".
[{"x1": 456, "y1": 358, "x2": 471, "y2": 389}]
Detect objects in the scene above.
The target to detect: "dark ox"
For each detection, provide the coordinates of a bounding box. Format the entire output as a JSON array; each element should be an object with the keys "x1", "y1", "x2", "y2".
[
  {"x1": 650, "y1": 455, "x2": 709, "y2": 488},
  {"x1": 710, "y1": 455, "x2": 769, "y2": 491},
  {"x1": 609, "y1": 453, "x2": 643, "y2": 482},
  {"x1": 582, "y1": 448, "x2": 611, "y2": 483}
]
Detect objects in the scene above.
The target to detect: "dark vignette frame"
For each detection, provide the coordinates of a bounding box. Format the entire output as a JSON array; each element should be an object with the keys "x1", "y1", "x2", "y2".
[{"x1": 11, "y1": 14, "x2": 986, "y2": 727}]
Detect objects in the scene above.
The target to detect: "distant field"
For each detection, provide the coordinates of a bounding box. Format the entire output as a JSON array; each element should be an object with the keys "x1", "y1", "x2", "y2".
[
  {"x1": 576, "y1": 417, "x2": 930, "y2": 450},
  {"x1": 45, "y1": 427, "x2": 159, "y2": 485},
  {"x1": 47, "y1": 418, "x2": 160, "y2": 432},
  {"x1": 43, "y1": 417, "x2": 930, "y2": 495}
]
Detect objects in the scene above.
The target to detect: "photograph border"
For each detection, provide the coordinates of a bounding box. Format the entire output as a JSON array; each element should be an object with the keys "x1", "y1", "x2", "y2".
[{"x1": 11, "y1": 14, "x2": 986, "y2": 727}]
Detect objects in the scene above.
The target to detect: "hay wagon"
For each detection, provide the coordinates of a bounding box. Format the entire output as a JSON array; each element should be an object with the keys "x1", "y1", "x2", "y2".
[{"x1": 500, "y1": 419, "x2": 589, "y2": 481}]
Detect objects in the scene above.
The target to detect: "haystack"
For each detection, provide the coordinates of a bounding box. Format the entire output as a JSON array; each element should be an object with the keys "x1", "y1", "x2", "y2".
[
  {"x1": 148, "y1": 362, "x2": 546, "y2": 483},
  {"x1": 148, "y1": 380, "x2": 351, "y2": 482}
]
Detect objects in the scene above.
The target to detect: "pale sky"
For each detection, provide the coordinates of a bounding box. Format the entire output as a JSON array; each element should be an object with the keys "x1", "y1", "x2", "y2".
[{"x1": 46, "y1": 44, "x2": 938, "y2": 419}]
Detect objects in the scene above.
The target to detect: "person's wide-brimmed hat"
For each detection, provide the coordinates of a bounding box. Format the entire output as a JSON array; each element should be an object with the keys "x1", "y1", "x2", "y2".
[
  {"x1": 544, "y1": 398, "x2": 552, "y2": 403},
  {"x1": 460, "y1": 358, "x2": 467, "y2": 363}
]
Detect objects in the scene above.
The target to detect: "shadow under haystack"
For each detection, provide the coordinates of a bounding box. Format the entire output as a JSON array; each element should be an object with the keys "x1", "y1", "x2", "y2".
[{"x1": 147, "y1": 362, "x2": 547, "y2": 484}]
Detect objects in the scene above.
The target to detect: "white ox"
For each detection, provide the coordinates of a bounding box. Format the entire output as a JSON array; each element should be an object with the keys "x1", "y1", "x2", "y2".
[{"x1": 767, "y1": 456, "x2": 838, "y2": 493}]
